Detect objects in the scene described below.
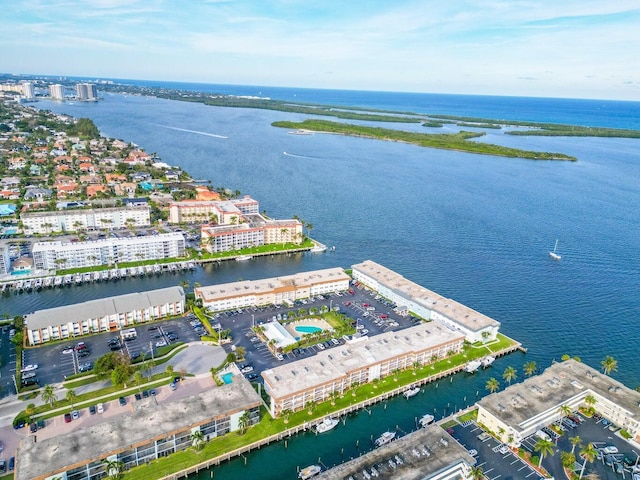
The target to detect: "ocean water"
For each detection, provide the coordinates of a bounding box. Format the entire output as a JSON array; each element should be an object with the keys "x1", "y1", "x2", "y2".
[{"x1": 13, "y1": 85, "x2": 640, "y2": 478}]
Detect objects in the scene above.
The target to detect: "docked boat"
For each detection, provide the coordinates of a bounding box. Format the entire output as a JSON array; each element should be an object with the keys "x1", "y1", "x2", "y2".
[
  {"x1": 403, "y1": 387, "x2": 420, "y2": 399},
  {"x1": 419, "y1": 414, "x2": 435, "y2": 428},
  {"x1": 298, "y1": 465, "x2": 322, "y2": 479},
  {"x1": 25, "y1": 280, "x2": 33, "y2": 291},
  {"x1": 63, "y1": 274, "x2": 73, "y2": 285},
  {"x1": 288, "y1": 129, "x2": 313, "y2": 135},
  {"x1": 235, "y1": 255, "x2": 253, "y2": 262},
  {"x1": 315, "y1": 417, "x2": 339, "y2": 433},
  {"x1": 54, "y1": 276, "x2": 63, "y2": 287},
  {"x1": 549, "y1": 239, "x2": 562, "y2": 261},
  {"x1": 93, "y1": 271, "x2": 101, "y2": 282},
  {"x1": 310, "y1": 244, "x2": 327, "y2": 253},
  {"x1": 375, "y1": 431, "x2": 396, "y2": 447},
  {"x1": 34, "y1": 278, "x2": 42, "y2": 290},
  {"x1": 74, "y1": 274, "x2": 83, "y2": 284},
  {"x1": 83, "y1": 272, "x2": 92, "y2": 283},
  {"x1": 481, "y1": 355, "x2": 495, "y2": 368},
  {"x1": 464, "y1": 360, "x2": 482, "y2": 373},
  {"x1": 15, "y1": 280, "x2": 24, "y2": 292},
  {"x1": 100, "y1": 270, "x2": 109, "y2": 281}
]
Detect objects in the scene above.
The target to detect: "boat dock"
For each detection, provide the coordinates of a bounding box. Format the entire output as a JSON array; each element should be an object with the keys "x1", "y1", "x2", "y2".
[{"x1": 0, "y1": 261, "x2": 196, "y2": 294}]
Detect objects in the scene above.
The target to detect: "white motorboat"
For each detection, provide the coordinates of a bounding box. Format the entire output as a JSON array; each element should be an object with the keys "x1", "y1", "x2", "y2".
[
  {"x1": 235, "y1": 255, "x2": 253, "y2": 262},
  {"x1": 315, "y1": 417, "x2": 339, "y2": 433},
  {"x1": 481, "y1": 355, "x2": 495, "y2": 368},
  {"x1": 419, "y1": 413, "x2": 435, "y2": 428},
  {"x1": 464, "y1": 360, "x2": 482, "y2": 373},
  {"x1": 298, "y1": 465, "x2": 322, "y2": 479},
  {"x1": 403, "y1": 387, "x2": 420, "y2": 399},
  {"x1": 549, "y1": 239, "x2": 562, "y2": 260},
  {"x1": 375, "y1": 431, "x2": 396, "y2": 447}
]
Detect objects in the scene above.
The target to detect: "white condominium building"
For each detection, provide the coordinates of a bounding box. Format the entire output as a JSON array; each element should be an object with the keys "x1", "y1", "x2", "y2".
[
  {"x1": 49, "y1": 84, "x2": 65, "y2": 100},
  {"x1": 262, "y1": 323, "x2": 465, "y2": 417},
  {"x1": 352, "y1": 260, "x2": 500, "y2": 343},
  {"x1": 32, "y1": 232, "x2": 185, "y2": 270},
  {"x1": 201, "y1": 218, "x2": 302, "y2": 253},
  {"x1": 195, "y1": 267, "x2": 350, "y2": 311},
  {"x1": 21, "y1": 206, "x2": 151, "y2": 235},
  {"x1": 24, "y1": 286, "x2": 185, "y2": 345},
  {"x1": 477, "y1": 359, "x2": 640, "y2": 446},
  {"x1": 76, "y1": 83, "x2": 98, "y2": 100},
  {"x1": 168, "y1": 196, "x2": 259, "y2": 224}
]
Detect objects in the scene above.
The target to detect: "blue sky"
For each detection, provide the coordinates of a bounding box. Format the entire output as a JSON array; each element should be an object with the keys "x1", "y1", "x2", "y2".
[{"x1": 3, "y1": 0, "x2": 640, "y2": 100}]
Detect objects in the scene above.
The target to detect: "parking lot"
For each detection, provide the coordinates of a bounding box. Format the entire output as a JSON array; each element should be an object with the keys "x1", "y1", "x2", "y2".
[
  {"x1": 214, "y1": 281, "x2": 419, "y2": 381},
  {"x1": 21, "y1": 315, "x2": 202, "y2": 387},
  {"x1": 449, "y1": 421, "x2": 544, "y2": 480}
]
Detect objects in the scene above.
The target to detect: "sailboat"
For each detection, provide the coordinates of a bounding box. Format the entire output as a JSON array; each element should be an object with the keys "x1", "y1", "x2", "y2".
[{"x1": 549, "y1": 239, "x2": 562, "y2": 261}]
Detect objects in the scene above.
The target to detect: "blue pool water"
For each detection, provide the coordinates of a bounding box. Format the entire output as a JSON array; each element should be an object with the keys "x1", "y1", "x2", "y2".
[
  {"x1": 221, "y1": 373, "x2": 233, "y2": 384},
  {"x1": 295, "y1": 325, "x2": 323, "y2": 334}
]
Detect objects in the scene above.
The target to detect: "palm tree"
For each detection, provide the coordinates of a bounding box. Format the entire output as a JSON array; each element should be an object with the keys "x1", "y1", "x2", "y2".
[
  {"x1": 486, "y1": 377, "x2": 500, "y2": 393},
  {"x1": 165, "y1": 364, "x2": 174, "y2": 376},
  {"x1": 558, "y1": 404, "x2": 572, "y2": 423},
  {"x1": 533, "y1": 437, "x2": 555, "y2": 467},
  {"x1": 470, "y1": 466, "x2": 485, "y2": 480},
  {"x1": 133, "y1": 371, "x2": 144, "y2": 392},
  {"x1": 600, "y1": 356, "x2": 618, "y2": 375},
  {"x1": 561, "y1": 451, "x2": 577, "y2": 469},
  {"x1": 502, "y1": 366, "x2": 517, "y2": 385},
  {"x1": 190, "y1": 429, "x2": 205, "y2": 451},
  {"x1": 102, "y1": 459, "x2": 125, "y2": 480},
  {"x1": 579, "y1": 443, "x2": 597, "y2": 479},
  {"x1": 282, "y1": 408, "x2": 292, "y2": 424},
  {"x1": 66, "y1": 389, "x2": 77, "y2": 409},
  {"x1": 584, "y1": 394, "x2": 596, "y2": 413},
  {"x1": 524, "y1": 361, "x2": 537, "y2": 377},
  {"x1": 569, "y1": 435, "x2": 582, "y2": 454},
  {"x1": 238, "y1": 411, "x2": 251, "y2": 434},
  {"x1": 41, "y1": 384, "x2": 58, "y2": 408}
]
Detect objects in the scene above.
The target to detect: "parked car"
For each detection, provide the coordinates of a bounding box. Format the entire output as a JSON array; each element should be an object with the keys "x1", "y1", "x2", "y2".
[
  {"x1": 72, "y1": 410, "x2": 79, "y2": 420},
  {"x1": 240, "y1": 366, "x2": 254, "y2": 374},
  {"x1": 119, "y1": 397, "x2": 127, "y2": 406},
  {"x1": 75, "y1": 342, "x2": 87, "y2": 351},
  {"x1": 246, "y1": 373, "x2": 258, "y2": 380},
  {"x1": 149, "y1": 388, "x2": 156, "y2": 396},
  {"x1": 78, "y1": 362, "x2": 93, "y2": 372},
  {"x1": 64, "y1": 413, "x2": 72, "y2": 423},
  {"x1": 62, "y1": 346, "x2": 75, "y2": 354},
  {"x1": 21, "y1": 364, "x2": 38, "y2": 372},
  {"x1": 96, "y1": 403, "x2": 104, "y2": 414},
  {"x1": 89, "y1": 405, "x2": 96, "y2": 415},
  {"x1": 156, "y1": 340, "x2": 167, "y2": 347},
  {"x1": 30, "y1": 422, "x2": 38, "y2": 433}
]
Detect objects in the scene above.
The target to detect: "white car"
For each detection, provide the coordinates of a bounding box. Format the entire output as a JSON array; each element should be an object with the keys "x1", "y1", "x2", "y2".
[
  {"x1": 62, "y1": 346, "x2": 75, "y2": 354},
  {"x1": 317, "y1": 343, "x2": 325, "y2": 350},
  {"x1": 156, "y1": 340, "x2": 167, "y2": 347},
  {"x1": 468, "y1": 449, "x2": 478, "y2": 457},
  {"x1": 360, "y1": 329, "x2": 369, "y2": 335},
  {"x1": 240, "y1": 366, "x2": 254, "y2": 373},
  {"x1": 21, "y1": 364, "x2": 38, "y2": 372},
  {"x1": 96, "y1": 403, "x2": 104, "y2": 414},
  {"x1": 498, "y1": 445, "x2": 510, "y2": 454},
  {"x1": 602, "y1": 446, "x2": 618, "y2": 454}
]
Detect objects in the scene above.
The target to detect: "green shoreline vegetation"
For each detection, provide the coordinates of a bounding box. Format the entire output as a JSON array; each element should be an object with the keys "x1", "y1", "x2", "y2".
[{"x1": 273, "y1": 119, "x2": 576, "y2": 161}]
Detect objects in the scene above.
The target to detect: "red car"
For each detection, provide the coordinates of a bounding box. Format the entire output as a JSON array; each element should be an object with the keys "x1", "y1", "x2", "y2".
[{"x1": 64, "y1": 413, "x2": 72, "y2": 423}]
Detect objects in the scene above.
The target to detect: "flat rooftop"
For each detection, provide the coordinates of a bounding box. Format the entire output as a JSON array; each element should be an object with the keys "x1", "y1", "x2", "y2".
[
  {"x1": 195, "y1": 267, "x2": 350, "y2": 302},
  {"x1": 32, "y1": 232, "x2": 184, "y2": 251},
  {"x1": 24, "y1": 286, "x2": 184, "y2": 330},
  {"x1": 262, "y1": 322, "x2": 464, "y2": 399},
  {"x1": 317, "y1": 424, "x2": 475, "y2": 479},
  {"x1": 16, "y1": 378, "x2": 262, "y2": 480},
  {"x1": 352, "y1": 260, "x2": 499, "y2": 332},
  {"x1": 478, "y1": 359, "x2": 640, "y2": 433}
]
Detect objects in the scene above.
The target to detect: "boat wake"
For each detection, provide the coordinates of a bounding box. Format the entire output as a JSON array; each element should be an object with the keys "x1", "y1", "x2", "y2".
[
  {"x1": 157, "y1": 125, "x2": 228, "y2": 139},
  {"x1": 283, "y1": 151, "x2": 318, "y2": 160}
]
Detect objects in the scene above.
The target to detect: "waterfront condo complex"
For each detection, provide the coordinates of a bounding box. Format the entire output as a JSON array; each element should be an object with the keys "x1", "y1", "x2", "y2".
[
  {"x1": 352, "y1": 260, "x2": 500, "y2": 343},
  {"x1": 23, "y1": 286, "x2": 185, "y2": 345},
  {"x1": 262, "y1": 322, "x2": 465, "y2": 417},
  {"x1": 31, "y1": 232, "x2": 185, "y2": 270},
  {"x1": 15, "y1": 377, "x2": 262, "y2": 480},
  {"x1": 477, "y1": 358, "x2": 640, "y2": 446},
  {"x1": 194, "y1": 267, "x2": 350, "y2": 310}
]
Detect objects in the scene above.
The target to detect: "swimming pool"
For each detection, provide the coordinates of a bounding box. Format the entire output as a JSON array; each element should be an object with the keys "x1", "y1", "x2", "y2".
[
  {"x1": 221, "y1": 372, "x2": 233, "y2": 384},
  {"x1": 295, "y1": 325, "x2": 323, "y2": 334}
]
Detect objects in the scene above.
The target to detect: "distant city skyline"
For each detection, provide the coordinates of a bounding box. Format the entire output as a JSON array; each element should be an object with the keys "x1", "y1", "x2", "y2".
[{"x1": 3, "y1": 1, "x2": 640, "y2": 101}]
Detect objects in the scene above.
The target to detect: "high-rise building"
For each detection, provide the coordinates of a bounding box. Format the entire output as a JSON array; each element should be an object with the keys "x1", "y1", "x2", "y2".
[
  {"x1": 76, "y1": 83, "x2": 98, "y2": 101},
  {"x1": 49, "y1": 84, "x2": 65, "y2": 100},
  {"x1": 21, "y1": 82, "x2": 35, "y2": 99}
]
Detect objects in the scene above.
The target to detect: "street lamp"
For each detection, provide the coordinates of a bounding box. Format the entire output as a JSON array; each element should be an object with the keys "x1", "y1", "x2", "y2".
[{"x1": 251, "y1": 314, "x2": 255, "y2": 328}]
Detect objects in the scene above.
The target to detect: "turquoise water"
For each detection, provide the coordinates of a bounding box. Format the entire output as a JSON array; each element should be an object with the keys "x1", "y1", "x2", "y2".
[
  {"x1": 221, "y1": 373, "x2": 233, "y2": 384},
  {"x1": 295, "y1": 325, "x2": 323, "y2": 334}
]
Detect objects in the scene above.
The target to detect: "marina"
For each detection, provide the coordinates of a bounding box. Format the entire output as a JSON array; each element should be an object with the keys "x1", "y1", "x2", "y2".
[{"x1": 0, "y1": 261, "x2": 197, "y2": 294}]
